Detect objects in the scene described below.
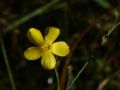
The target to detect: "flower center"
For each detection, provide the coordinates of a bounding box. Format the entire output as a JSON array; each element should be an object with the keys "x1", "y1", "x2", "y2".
[{"x1": 41, "y1": 43, "x2": 51, "y2": 51}]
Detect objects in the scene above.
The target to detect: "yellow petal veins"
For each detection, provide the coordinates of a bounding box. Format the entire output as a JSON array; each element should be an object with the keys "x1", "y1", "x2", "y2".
[
  {"x1": 50, "y1": 41, "x2": 70, "y2": 56},
  {"x1": 41, "y1": 51, "x2": 56, "y2": 70},
  {"x1": 24, "y1": 46, "x2": 42, "y2": 60},
  {"x1": 45, "y1": 27, "x2": 60, "y2": 44},
  {"x1": 27, "y1": 28, "x2": 45, "y2": 46}
]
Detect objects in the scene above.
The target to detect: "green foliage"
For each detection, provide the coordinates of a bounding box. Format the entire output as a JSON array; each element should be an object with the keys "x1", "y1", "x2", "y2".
[
  {"x1": 0, "y1": 0, "x2": 120, "y2": 90},
  {"x1": 95, "y1": 0, "x2": 111, "y2": 8}
]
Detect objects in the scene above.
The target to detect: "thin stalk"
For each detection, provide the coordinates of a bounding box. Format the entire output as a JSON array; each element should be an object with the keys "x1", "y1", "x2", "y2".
[
  {"x1": 0, "y1": 38, "x2": 16, "y2": 90},
  {"x1": 101, "y1": 21, "x2": 120, "y2": 45},
  {"x1": 107, "y1": 21, "x2": 120, "y2": 36},
  {"x1": 3, "y1": 0, "x2": 59, "y2": 33},
  {"x1": 55, "y1": 67, "x2": 60, "y2": 90},
  {"x1": 67, "y1": 61, "x2": 88, "y2": 90},
  {"x1": 66, "y1": 66, "x2": 75, "y2": 90}
]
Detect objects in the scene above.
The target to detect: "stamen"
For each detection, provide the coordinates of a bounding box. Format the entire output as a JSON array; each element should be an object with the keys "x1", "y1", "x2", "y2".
[{"x1": 41, "y1": 43, "x2": 51, "y2": 51}]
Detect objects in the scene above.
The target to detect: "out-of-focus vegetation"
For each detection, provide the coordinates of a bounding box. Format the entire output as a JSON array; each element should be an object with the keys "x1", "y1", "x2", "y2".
[{"x1": 0, "y1": 0, "x2": 120, "y2": 90}]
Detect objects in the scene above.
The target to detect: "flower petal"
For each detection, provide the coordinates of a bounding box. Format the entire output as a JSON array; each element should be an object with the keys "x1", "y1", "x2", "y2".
[
  {"x1": 50, "y1": 41, "x2": 70, "y2": 56},
  {"x1": 24, "y1": 46, "x2": 42, "y2": 60},
  {"x1": 45, "y1": 27, "x2": 60, "y2": 44},
  {"x1": 27, "y1": 28, "x2": 45, "y2": 46},
  {"x1": 41, "y1": 51, "x2": 56, "y2": 70}
]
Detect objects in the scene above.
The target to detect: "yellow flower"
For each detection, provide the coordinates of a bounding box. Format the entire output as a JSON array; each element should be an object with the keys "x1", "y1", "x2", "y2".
[{"x1": 24, "y1": 27, "x2": 70, "y2": 70}]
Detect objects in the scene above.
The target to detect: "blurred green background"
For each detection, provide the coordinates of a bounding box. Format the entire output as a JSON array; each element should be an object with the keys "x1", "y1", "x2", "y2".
[{"x1": 0, "y1": 0, "x2": 120, "y2": 90}]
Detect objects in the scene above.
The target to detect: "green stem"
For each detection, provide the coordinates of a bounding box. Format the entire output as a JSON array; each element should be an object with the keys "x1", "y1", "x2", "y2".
[
  {"x1": 67, "y1": 61, "x2": 88, "y2": 90},
  {"x1": 3, "y1": 0, "x2": 59, "y2": 33},
  {"x1": 0, "y1": 38, "x2": 16, "y2": 90},
  {"x1": 55, "y1": 67, "x2": 60, "y2": 90},
  {"x1": 107, "y1": 21, "x2": 120, "y2": 36}
]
